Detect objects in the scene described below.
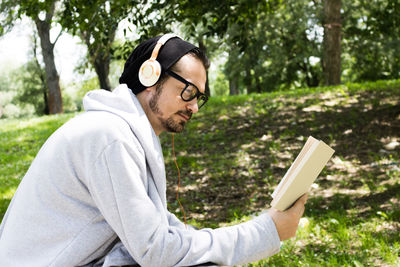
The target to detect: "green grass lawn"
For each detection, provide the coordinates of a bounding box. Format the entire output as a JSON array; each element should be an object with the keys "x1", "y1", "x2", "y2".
[{"x1": 1, "y1": 80, "x2": 399, "y2": 266}]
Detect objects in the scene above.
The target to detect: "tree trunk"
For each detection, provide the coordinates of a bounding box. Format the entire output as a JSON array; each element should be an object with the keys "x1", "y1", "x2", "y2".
[
  {"x1": 229, "y1": 75, "x2": 239, "y2": 95},
  {"x1": 255, "y1": 76, "x2": 262, "y2": 93},
  {"x1": 322, "y1": 0, "x2": 342, "y2": 85},
  {"x1": 244, "y1": 68, "x2": 253, "y2": 94},
  {"x1": 32, "y1": 32, "x2": 49, "y2": 114},
  {"x1": 82, "y1": 24, "x2": 117, "y2": 92},
  {"x1": 34, "y1": 2, "x2": 63, "y2": 114},
  {"x1": 93, "y1": 51, "x2": 112, "y2": 91},
  {"x1": 198, "y1": 39, "x2": 210, "y2": 96}
]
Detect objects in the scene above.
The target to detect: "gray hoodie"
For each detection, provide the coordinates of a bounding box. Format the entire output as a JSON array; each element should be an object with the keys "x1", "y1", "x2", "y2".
[{"x1": 0, "y1": 84, "x2": 280, "y2": 266}]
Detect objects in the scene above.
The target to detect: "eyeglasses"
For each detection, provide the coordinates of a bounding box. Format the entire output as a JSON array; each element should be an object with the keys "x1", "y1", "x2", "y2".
[{"x1": 165, "y1": 70, "x2": 208, "y2": 109}]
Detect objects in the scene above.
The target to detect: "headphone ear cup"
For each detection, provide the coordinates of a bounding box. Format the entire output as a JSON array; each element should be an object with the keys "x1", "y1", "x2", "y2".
[{"x1": 139, "y1": 59, "x2": 162, "y2": 87}]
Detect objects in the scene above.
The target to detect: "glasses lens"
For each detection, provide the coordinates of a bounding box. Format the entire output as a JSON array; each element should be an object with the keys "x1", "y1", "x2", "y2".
[
  {"x1": 182, "y1": 85, "x2": 197, "y2": 101},
  {"x1": 197, "y1": 95, "x2": 207, "y2": 109},
  {"x1": 181, "y1": 84, "x2": 208, "y2": 109}
]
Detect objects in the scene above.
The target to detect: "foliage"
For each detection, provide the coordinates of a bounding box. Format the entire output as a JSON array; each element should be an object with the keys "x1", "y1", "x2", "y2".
[
  {"x1": 0, "y1": 92, "x2": 30, "y2": 119},
  {"x1": 74, "y1": 76, "x2": 100, "y2": 111},
  {"x1": 211, "y1": 71, "x2": 230, "y2": 96},
  {"x1": 149, "y1": 0, "x2": 400, "y2": 92},
  {"x1": 3, "y1": 0, "x2": 399, "y2": 100},
  {"x1": 137, "y1": 0, "x2": 283, "y2": 95},
  {"x1": 226, "y1": 0, "x2": 323, "y2": 93},
  {"x1": 142, "y1": 0, "x2": 325, "y2": 93},
  {"x1": 89, "y1": 0, "x2": 400, "y2": 94},
  {"x1": 12, "y1": 32, "x2": 49, "y2": 115},
  {"x1": 0, "y1": 66, "x2": 31, "y2": 118},
  {"x1": 3, "y1": 60, "x2": 77, "y2": 117},
  {"x1": 1, "y1": 80, "x2": 399, "y2": 265},
  {"x1": 60, "y1": 0, "x2": 145, "y2": 90},
  {"x1": 149, "y1": 0, "x2": 281, "y2": 39},
  {"x1": 13, "y1": 60, "x2": 48, "y2": 115},
  {"x1": 0, "y1": 0, "x2": 18, "y2": 36},
  {"x1": 342, "y1": 0, "x2": 400, "y2": 82},
  {"x1": 0, "y1": 0, "x2": 56, "y2": 35}
]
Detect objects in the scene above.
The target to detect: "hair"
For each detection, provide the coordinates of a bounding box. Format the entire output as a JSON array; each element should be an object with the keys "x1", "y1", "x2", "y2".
[
  {"x1": 156, "y1": 47, "x2": 210, "y2": 92},
  {"x1": 187, "y1": 47, "x2": 211, "y2": 70}
]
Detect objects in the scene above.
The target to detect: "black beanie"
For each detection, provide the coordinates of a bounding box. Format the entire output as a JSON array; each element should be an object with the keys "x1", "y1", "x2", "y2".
[{"x1": 119, "y1": 35, "x2": 197, "y2": 94}]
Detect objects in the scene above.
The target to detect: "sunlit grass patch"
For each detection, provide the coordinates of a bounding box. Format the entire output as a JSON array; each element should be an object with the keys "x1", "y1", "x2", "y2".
[{"x1": 247, "y1": 212, "x2": 399, "y2": 266}]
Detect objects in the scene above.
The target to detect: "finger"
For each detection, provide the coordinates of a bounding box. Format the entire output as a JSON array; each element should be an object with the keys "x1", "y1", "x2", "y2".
[
  {"x1": 293, "y1": 194, "x2": 308, "y2": 207},
  {"x1": 290, "y1": 194, "x2": 307, "y2": 214},
  {"x1": 299, "y1": 193, "x2": 308, "y2": 204}
]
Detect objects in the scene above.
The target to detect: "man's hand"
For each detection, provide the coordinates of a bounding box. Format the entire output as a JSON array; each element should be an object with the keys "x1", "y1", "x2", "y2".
[{"x1": 268, "y1": 194, "x2": 308, "y2": 241}]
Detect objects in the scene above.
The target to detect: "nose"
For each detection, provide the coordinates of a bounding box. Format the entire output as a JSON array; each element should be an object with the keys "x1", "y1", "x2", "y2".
[{"x1": 187, "y1": 99, "x2": 199, "y2": 114}]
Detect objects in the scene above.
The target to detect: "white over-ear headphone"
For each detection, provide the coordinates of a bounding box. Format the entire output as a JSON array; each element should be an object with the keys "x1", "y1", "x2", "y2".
[{"x1": 138, "y1": 33, "x2": 178, "y2": 87}]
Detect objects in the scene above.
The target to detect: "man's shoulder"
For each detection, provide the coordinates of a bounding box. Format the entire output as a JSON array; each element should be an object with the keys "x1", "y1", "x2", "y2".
[
  {"x1": 62, "y1": 111, "x2": 137, "y2": 144},
  {"x1": 81, "y1": 111, "x2": 131, "y2": 129}
]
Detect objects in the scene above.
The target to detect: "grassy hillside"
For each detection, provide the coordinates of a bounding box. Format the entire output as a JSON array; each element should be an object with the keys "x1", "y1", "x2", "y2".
[{"x1": 1, "y1": 80, "x2": 399, "y2": 266}]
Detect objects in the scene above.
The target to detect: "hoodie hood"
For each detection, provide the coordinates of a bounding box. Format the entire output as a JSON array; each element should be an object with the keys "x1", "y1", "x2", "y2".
[{"x1": 83, "y1": 84, "x2": 167, "y2": 206}]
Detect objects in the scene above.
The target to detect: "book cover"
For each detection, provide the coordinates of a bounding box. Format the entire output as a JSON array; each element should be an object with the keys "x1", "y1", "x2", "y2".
[{"x1": 270, "y1": 136, "x2": 335, "y2": 211}]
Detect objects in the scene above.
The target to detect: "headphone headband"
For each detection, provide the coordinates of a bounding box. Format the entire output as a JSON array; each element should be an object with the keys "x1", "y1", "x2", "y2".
[{"x1": 150, "y1": 34, "x2": 179, "y2": 60}]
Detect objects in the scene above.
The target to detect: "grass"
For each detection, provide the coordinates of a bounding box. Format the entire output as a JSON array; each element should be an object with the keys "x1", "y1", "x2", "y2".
[{"x1": 1, "y1": 79, "x2": 399, "y2": 266}]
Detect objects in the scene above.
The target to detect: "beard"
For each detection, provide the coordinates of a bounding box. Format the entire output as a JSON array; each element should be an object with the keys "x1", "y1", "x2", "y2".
[{"x1": 149, "y1": 83, "x2": 192, "y2": 133}]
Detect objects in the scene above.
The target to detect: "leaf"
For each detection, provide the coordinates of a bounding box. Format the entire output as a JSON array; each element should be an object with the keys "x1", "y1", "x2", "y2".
[{"x1": 376, "y1": 211, "x2": 389, "y2": 220}]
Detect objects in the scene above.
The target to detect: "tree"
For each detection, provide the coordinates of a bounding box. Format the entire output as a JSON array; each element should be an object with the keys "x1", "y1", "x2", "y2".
[
  {"x1": 34, "y1": 1, "x2": 63, "y2": 113},
  {"x1": 322, "y1": 0, "x2": 342, "y2": 85},
  {"x1": 61, "y1": 0, "x2": 141, "y2": 91},
  {"x1": 14, "y1": 32, "x2": 49, "y2": 115},
  {"x1": 0, "y1": 0, "x2": 63, "y2": 114}
]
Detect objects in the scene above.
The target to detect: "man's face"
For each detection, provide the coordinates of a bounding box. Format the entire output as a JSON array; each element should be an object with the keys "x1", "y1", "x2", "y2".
[{"x1": 148, "y1": 54, "x2": 207, "y2": 134}]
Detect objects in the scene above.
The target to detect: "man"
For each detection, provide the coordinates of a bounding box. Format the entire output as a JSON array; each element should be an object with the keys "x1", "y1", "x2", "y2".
[{"x1": 0, "y1": 35, "x2": 307, "y2": 266}]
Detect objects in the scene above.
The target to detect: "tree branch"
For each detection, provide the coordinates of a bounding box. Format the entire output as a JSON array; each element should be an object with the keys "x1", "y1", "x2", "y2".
[{"x1": 52, "y1": 28, "x2": 63, "y2": 46}]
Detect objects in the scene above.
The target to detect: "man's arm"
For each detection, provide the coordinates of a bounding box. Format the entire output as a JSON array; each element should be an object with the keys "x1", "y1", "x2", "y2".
[
  {"x1": 87, "y1": 140, "x2": 281, "y2": 266},
  {"x1": 166, "y1": 210, "x2": 187, "y2": 229}
]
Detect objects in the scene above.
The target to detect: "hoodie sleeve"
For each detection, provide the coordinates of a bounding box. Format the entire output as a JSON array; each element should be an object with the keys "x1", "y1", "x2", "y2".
[
  {"x1": 167, "y1": 211, "x2": 187, "y2": 229},
  {"x1": 88, "y1": 140, "x2": 280, "y2": 267}
]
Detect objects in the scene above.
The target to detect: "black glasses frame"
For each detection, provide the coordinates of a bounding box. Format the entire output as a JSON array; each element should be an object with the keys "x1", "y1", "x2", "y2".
[{"x1": 165, "y1": 70, "x2": 208, "y2": 109}]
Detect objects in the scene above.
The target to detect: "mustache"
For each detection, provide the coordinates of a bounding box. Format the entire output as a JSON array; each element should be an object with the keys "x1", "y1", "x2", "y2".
[{"x1": 176, "y1": 110, "x2": 192, "y2": 120}]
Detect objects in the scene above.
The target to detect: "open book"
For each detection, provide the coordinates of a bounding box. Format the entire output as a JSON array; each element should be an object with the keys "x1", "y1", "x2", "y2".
[{"x1": 270, "y1": 136, "x2": 335, "y2": 211}]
